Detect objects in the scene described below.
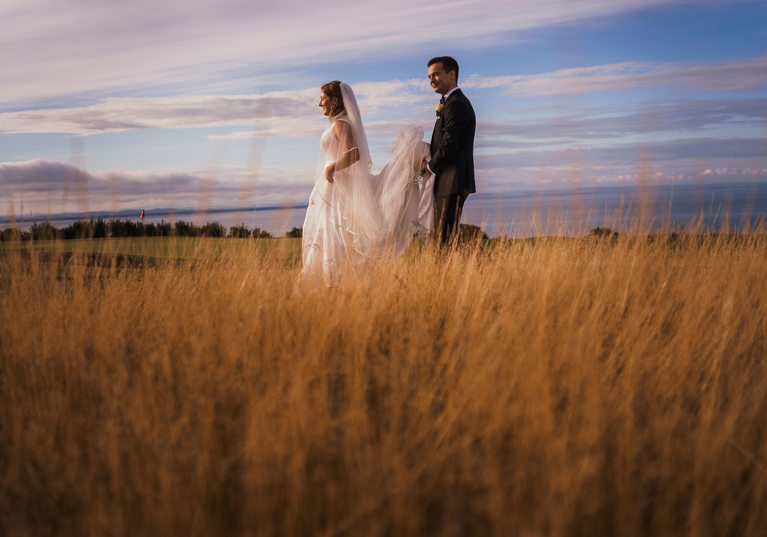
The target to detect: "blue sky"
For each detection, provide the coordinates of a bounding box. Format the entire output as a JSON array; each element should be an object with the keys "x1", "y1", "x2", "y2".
[{"x1": 1, "y1": 0, "x2": 765, "y2": 218}]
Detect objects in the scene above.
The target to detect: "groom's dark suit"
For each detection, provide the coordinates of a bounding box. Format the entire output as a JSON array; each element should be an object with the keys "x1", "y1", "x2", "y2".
[{"x1": 429, "y1": 88, "x2": 476, "y2": 243}]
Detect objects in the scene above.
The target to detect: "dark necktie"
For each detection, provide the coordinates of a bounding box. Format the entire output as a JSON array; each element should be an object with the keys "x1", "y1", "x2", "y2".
[{"x1": 440, "y1": 96, "x2": 446, "y2": 104}]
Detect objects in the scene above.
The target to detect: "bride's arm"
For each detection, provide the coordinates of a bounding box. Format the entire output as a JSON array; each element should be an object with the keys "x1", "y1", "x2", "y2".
[{"x1": 324, "y1": 121, "x2": 360, "y2": 183}]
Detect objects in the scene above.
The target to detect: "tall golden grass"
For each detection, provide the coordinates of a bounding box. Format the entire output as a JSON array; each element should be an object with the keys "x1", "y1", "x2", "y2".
[{"x1": 1, "y1": 231, "x2": 766, "y2": 536}]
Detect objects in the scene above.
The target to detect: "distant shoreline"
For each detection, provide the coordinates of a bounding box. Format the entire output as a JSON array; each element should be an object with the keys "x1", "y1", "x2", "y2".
[
  {"x1": 0, "y1": 203, "x2": 308, "y2": 227},
  {"x1": 3, "y1": 181, "x2": 766, "y2": 237}
]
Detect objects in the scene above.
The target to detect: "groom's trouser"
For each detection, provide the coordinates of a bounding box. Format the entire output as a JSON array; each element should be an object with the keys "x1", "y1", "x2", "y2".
[{"x1": 434, "y1": 193, "x2": 467, "y2": 244}]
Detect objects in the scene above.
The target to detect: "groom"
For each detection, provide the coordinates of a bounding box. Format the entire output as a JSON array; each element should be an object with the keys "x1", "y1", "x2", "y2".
[{"x1": 426, "y1": 56, "x2": 476, "y2": 244}]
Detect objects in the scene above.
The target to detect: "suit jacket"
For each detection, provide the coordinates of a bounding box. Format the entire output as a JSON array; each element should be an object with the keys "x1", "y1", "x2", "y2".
[{"x1": 429, "y1": 88, "x2": 476, "y2": 198}]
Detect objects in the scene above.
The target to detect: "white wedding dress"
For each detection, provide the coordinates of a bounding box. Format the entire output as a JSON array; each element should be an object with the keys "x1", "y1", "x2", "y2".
[{"x1": 301, "y1": 83, "x2": 433, "y2": 283}]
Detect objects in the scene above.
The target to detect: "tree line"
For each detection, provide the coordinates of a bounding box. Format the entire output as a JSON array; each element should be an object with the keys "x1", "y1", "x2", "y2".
[{"x1": 0, "y1": 218, "x2": 304, "y2": 241}]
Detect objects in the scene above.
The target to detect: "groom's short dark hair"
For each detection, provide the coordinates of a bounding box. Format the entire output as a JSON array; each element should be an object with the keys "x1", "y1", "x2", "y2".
[{"x1": 428, "y1": 56, "x2": 459, "y2": 81}]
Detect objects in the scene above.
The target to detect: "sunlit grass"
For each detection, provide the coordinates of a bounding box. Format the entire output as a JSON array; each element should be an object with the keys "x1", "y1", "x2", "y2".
[
  {"x1": 1, "y1": 230, "x2": 766, "y2": 536},
  {"x1": 0, "y1": 236, "x2": 301, "y2": 261}
]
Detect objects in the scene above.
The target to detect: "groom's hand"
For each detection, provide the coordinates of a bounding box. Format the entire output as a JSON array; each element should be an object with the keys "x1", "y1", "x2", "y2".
[{"x1": 324, "y1": 164, "x2": 335, "y2": 183}]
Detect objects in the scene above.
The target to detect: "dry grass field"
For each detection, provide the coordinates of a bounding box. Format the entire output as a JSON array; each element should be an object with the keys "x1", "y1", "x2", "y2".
[{"x1": 1, "y1": 230, "x2": 766, "y2": 536}]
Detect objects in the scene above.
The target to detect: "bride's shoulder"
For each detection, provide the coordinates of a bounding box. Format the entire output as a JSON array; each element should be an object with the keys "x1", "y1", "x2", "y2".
[
  {"x1": 332, "y1": 115, "x2": 350, "y2": 126},
  {"x1": 331, "y1": 117, "x2": 352, "y2": 136},
  {"x1": 331, "y1": 110, "x2": 350, "y2": 123}
]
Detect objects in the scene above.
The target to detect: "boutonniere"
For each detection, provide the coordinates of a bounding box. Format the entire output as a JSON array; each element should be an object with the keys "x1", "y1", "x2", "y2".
[{"x1": 435, "y1": 103, "x2": 444, "y2": 117}]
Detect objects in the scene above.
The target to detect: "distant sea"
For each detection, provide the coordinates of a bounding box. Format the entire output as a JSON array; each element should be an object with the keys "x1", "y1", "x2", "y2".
[{"x1": 4, "y1": 182, "x2": 767, "y2": 238}]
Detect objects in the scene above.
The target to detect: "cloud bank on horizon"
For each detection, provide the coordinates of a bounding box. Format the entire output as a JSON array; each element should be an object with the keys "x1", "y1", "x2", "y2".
[{"x1": 1, "y1": 0, "x2": 766, "y2": 217}]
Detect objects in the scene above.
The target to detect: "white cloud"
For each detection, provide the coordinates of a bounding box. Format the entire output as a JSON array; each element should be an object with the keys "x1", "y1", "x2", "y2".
[
  {"x1": 1, "y1": 158, "x2": 315, "y2": 215},
  {"x1": 477, "y1": 97, "x2": 767, "y2": 144},
  {"x1": 1, "y1": 0, "x2": 692, "y2": 106},
  {"x1": 0, "y1": 81, "x2": 433, "y2": 135},
  {"x1": 3, "y1": 130, "x2": 765, "y2": 217},
  {"x1": 0, "y1": 91, "x2": 319, "y2": 135},
  {"x1": 4, "y1": 54, "x2": 766, "y2": 136},
  {"x1": 465, "y1": 55, "x2": 767, "y2": 96}
]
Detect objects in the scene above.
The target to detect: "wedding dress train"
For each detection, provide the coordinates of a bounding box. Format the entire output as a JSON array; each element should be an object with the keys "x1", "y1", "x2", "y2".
[{"x1": 373, "y1": 126, "x2": 433, "y2": 255}]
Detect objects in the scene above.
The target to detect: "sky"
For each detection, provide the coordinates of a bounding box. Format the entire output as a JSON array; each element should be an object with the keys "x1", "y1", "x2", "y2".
[{"x1": 1, "y1": 0, "x2": 766, "y2": 220}]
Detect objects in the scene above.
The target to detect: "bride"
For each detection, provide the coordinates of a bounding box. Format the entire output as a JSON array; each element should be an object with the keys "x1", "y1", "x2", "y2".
[{"x1": 301, "y1": 81, "x2": 433, "y2": 282}]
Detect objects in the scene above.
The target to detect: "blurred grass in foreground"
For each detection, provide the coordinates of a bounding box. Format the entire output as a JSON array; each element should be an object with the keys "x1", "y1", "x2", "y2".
[
  {"x1": 0, "y1": 236, "x2": 301, "y2": 261},
  {"x1": 1, "y1": 231, "x2": 766, "y2": 536}
]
